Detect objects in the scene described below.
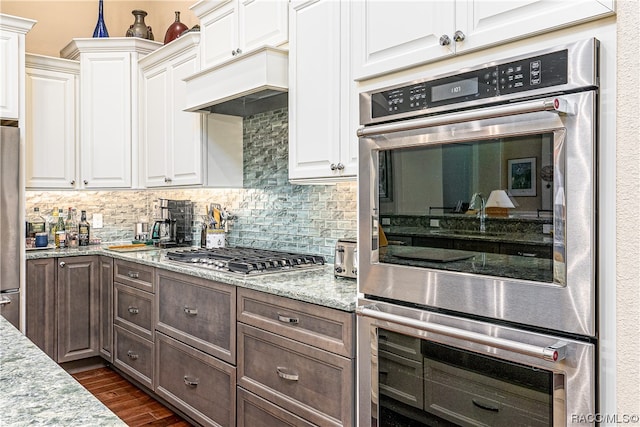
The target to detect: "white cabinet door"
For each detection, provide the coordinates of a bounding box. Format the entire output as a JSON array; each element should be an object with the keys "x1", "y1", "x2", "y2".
[
  {"x1": 351, "y1": 0, "x2": 614, "y2": 81},
  {"x1": 79, "y1": 52, "x2": 133, "y2": 188},
  {"x1": 199, "y1": 0, "x2": 238, "y2": 70},
  {"x1": 289, "y1": 0, "x2": 355, "y2": 183},
  {"x1": 25, "y1": 55, "x2": 79, "y2": 189},
  {"x1": 0, "y1": 30, "x2": 19, "y2": 120},
  {"x1": 456, "y1": 0, "x2": 615, "y2": 54},
  {"x1": 167, "y1": 50, "x2": 203, "y2": 186},
  {"x1": 196, "y1": 0, "x2": 288, "y2": 70},
  {"x1": 141, "y1": 65, "x2": 169, "y2": 187},
  {"x1": 351, "y1": 0, "x2": 454, "y2": 81},
  {"x1": 140, "y1": 34, "x2": 204, "y2": 188},
  {"x1": 240, "y1": 0, "x2": 289, "y2": 53}
]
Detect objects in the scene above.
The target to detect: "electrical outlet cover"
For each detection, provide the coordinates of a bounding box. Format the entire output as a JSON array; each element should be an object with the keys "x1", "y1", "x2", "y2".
[{"x1": 93, "y1": 213, "x2": 103, "y2": 229}]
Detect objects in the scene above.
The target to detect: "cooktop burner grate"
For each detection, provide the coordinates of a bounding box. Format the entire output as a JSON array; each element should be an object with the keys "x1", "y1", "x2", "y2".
[{"x1": 165, "y1": 247, "x2": 326, "y2": 275}]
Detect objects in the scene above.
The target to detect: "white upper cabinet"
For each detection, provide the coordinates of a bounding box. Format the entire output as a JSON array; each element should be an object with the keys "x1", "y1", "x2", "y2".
[
  {"x1": 25, "y1": 55, "x2": 79, "y2": 189},
  {"x1": 288, "y1": 0, "x2": 357, "y2": 183},
  {"x1": 0, "y1": 14, "x2": 36, "y2": 120},
  {"x1": 352, "y1": 0, "x2": 615, "y2": 80},
  {"x1": 192, "y1": 0, "x2": 288, "y2": 70},
  {"x1": 61, "y1": 38, "x2": 161, "y2": 189},
  {"x1": 140, "y1": 33, "x2": 204, "y2": 187}
]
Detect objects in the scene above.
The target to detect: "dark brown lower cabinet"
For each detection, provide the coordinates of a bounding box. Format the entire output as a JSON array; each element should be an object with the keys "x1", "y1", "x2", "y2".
[
  {"x1": 57, "y1": 256, "x2": 100, "y2": 363},
  {"x1": 114, "y1": 324, "x2": 154, "y2": 389},
  {"x1": 98, "y1": 256, "x2": 113, "y2": 362},
  {"x1": 155, "y1": 332, "x2": 236, "y2": 427},
  {"x1": 237, "y1": 388, "x2": 315, "y2": 427},
  {"x1": 26, "y1": 258, "x2": 57, "y2": 359}
]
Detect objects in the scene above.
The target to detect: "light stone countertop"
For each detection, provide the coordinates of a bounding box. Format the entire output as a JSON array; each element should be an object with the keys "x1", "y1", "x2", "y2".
[
  {"x1": 25, "y1": 246, "x2": 358, "y2": 312},
  {"x1": 0, "y1": 316, "x2": 126, "y2": 426}
]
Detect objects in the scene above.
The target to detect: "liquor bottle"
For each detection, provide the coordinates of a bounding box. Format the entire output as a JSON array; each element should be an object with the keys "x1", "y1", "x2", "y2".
[
  {"x1": 65, "y1": 207, "x2": 79, "y2": 247},
  {"x1": 55, "y1": 207, "x2": 66, "y2": 248},
  {"x1": 79, "y1": 210, "x2": 90, "y2": 247},
  {"x1": 26, "y1": 207, "x2": 46, "y2": 238},
  {"x1": 49, "y1": 207, "x2": 59, "y2": 243}
]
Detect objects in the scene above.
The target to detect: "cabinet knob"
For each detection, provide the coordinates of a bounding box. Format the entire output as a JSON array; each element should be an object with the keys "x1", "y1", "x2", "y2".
[
  {"x1": 127, "y1": 350, "x2": 139, "y2": 360},
  {"x1": 439, "y1": 34, "x2": 451, "y2": 46},
  {"x1": 184, "y1": 307, "x2": 198, "y2": 316},
  {"x1": 277, "y1": 314, "x2": 299, "y2": 324},
  {"x1": 83, "y1": 180, "x2": 88, "y2": 185},
  {"x1": 70, "y1": 180, "x2": 75, "y2": 186},
  {"x1": 231, "y1": 48, "x2": 242, "y2": 56},
  {"x1": 183, "y1": 376, "x2": 199, "y2": 387},
  {"x1": 330, "y1": 163, "x2": 337, "y2": 171},
  {"x1": 59, "y1": 261, "x2": 66, "y2": 268},
  {"x1": 453, "y1": 30, "x2": 466, "y2": 42},
  {"x1": 337, "y1": 163, "x2": 345, "y2": 171},
  {"x1": 164, "y1": 177, "x2": 172, "y2": 183},
  {"x1": 127, "y1": 306, "x2": 139, "y2": 314}
]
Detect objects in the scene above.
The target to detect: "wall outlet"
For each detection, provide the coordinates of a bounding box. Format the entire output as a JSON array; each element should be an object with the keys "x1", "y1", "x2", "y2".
[
  {"x1": 93, "y1": 213, "x2": 103, "y2": 229},
  {"x1": 430, "y1": 219, "x2": 440, "y2": 228},
  {"x1": 381, "y1": 218, "x2": 390, "y2": 226}
]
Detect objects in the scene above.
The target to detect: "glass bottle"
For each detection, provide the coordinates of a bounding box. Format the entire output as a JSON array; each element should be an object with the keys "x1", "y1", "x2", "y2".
[
  {"x1": 79, "y1": 211, "x2": 91, "y2": 247},
  {"x1": 27, "y1": 207, "x2": 46, "y2": 238},
  {"x1": 92, "y1": 0, "x2": 109, "y2": 38},
  {"x1": 55, "y1": 207, "x2": 66, "y2": 248},
  {"x1": 65, "y1": 207, "x2": 79, "y2": 247},
  {"x1": 49, "y1": 207, "x2": 59, "y2": 243}
]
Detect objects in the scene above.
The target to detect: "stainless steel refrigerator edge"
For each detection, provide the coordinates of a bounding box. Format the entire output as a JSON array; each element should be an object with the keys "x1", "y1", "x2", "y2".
[{"x1": 0, "y1": 125, "x2": 22, "y2": 329}]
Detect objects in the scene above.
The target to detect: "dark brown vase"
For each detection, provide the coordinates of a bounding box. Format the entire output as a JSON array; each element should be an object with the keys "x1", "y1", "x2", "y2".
[{"x1": 164, "y1": 11, "x2": 189, "y2": 44}]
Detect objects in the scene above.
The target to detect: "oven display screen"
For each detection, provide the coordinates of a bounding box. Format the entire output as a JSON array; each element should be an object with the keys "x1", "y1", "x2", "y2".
[{"x1": 432, "y1": 77, "x2": 479, "y2": 102}]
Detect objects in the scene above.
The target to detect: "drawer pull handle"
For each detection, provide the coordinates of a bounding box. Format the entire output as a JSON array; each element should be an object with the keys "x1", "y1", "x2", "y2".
[
  {"x1": 472, "y1": 399, "x2": 500, "y2": 412},
  {"x1": 127, "y1": 306, "x2": 139, "y2": 314},
  {"x1": 183, "y1": 376, "x2": 199, "y2": 387},
  {"x1": 276, "y1": 367, "x2": 299, "y2": 381},
  {"x1": 128, "y1": 271, "x2": 139, "y2": 279},
  {"x1": 0, "y1": 296, "x2": 12, "y2": 306},
  {"x1": 184, "y1": 307, "x2": 198, "y2": 316},
  {"x1": 277, "y1": 314, "x2": 299, "y2": 324},
  {"x1": 127, "y1": 351, "x2": 139, "y2": 360}
]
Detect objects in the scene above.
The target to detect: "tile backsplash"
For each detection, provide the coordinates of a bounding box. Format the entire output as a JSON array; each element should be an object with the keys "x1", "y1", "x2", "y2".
[{"x1": 26, "y1": 108, "x2": 356, "y2": 263}]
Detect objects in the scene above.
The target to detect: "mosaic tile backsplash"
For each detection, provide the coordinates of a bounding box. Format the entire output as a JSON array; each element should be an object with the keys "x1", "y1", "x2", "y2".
[{"x1": 26, "y1": 108, "x2": 357, "y2": 263}]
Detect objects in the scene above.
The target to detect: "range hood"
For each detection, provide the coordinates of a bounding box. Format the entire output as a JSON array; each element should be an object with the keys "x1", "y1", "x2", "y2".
[{"x1": 184, "y1": 47, "x2": 288, "y2": 117}]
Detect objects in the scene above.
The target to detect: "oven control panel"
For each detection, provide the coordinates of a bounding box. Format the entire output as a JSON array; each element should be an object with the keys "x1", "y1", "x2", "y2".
[{"x1": 371, "y1": 49, "x2": 569, "y2": 119}]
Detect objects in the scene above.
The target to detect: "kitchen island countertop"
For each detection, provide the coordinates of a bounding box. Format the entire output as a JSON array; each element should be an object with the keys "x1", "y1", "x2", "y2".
[
  {"x1": 0, "y1": 316, "x2": 126, "y2": 426},
  {"x1": 25, "y1": 246, "x2": 358, "y2": 312}
]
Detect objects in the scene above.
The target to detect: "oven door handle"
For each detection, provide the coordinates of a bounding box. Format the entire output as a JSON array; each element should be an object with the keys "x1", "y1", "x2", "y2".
[
  {"x1": 358, "y1": 305, "x2": 567, "y2": 362},
  {"x1": 357, "y1": 97, "x2": 570, "y2": 137}
]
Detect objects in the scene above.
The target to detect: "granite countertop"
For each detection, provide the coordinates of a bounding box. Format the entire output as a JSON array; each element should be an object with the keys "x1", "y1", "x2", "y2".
[
  {"x1": 0, "y1": 316, "x2": 126, "y2": 426},
  {"x1": 25, "y1": 246, "x2": 358, "y2": 312}
]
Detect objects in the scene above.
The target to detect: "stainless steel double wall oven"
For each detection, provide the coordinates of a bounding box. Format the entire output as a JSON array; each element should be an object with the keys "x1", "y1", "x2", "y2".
[{"x1": 357, "y1": 39, "x2": 599, "y2": 426}]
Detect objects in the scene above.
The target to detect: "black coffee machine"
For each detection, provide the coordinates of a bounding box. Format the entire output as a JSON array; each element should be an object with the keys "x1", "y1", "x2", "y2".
[{"x1": 151, "y1": 198, "x2": 193, "y2": 247}]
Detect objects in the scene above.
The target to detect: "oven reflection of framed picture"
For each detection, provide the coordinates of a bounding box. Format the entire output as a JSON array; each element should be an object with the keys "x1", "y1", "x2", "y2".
[
  {"x1": 508, "y1": 157, "x2": 537, "y2": 196},
  {"x1": 379, "y1": 151, "x2": 393, "y2": 202}
]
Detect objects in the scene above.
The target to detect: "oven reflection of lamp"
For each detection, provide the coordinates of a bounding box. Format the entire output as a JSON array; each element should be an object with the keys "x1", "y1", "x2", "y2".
[{"x1": 485, "y1": 190, "x2": 516, "y2": 217}]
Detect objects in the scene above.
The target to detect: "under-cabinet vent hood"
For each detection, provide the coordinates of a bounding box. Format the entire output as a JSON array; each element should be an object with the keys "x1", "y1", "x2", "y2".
[{"x1": 184, "y1": 47, "x2": 288, "y2": 117}]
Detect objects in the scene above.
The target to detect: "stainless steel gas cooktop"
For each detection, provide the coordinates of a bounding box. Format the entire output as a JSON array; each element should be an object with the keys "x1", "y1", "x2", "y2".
[{"x1": 165, "y1": 247, "x2": 326, "y2": 276}]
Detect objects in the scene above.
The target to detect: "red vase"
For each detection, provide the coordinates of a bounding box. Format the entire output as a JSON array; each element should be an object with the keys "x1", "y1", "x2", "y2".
[{"x1": 164, "y1": 11, "x2": 189, "y2": 44}]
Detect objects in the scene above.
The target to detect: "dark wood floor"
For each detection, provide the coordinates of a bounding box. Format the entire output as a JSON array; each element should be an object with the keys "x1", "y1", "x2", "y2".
[{"x1": 72, "y1": 367, "x2": 192, "y2": 427}]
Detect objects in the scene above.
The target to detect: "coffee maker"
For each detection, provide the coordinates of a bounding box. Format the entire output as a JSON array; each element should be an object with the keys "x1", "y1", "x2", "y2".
[{"x1": 151, "y1": 198, "x2": 193, "y2": 247}]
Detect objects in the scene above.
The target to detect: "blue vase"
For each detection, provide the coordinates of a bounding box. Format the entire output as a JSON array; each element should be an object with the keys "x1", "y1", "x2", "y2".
[{"x1": 92, "y1": 0, "x2": 109, "y2": 38}]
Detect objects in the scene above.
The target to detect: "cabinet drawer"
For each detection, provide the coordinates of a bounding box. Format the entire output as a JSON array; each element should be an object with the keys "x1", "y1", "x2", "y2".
[
  {"x1": 114, "y1": 283, "x2": 154, "y2": 341},
  {"x1": 238, "y1": 324, "x2": 354, "y2": 427},
  {"x1": 114, "y1": 259, "x2": 154, "y2": 292},
  {"x1": 113, "y1": 325, "x2": 154, "y2": 389},
  {"x1": 237, "y1": 388, "x2": 315, "y2": 427},
  {"x1": 378, "y1": 329, "x2": 422, "y2": 361},
  {"x1": 155, "y1": 332, "x2": 236, "y2": 427},
  {"x1": 237, "y1": 288, "x2": 355, "y2": 358},
  {"x1": 379, "y1": 350, "x2": 424, "y2": 410},
  {"x1": 424, "y1": 358, "x2": 551, "y2": 427},
  {"x1": 156, "y1": 270, "x2": 235, "y2": 364}
]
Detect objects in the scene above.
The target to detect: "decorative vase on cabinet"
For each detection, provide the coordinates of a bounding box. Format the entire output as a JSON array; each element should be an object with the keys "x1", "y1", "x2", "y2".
[
  {"x1": 163, "y1": 11, "x2": 188, "y2": 44},
  {"x1": 126, "y1": 10, "x2": 154, "y2": 40},
  {"x1": 92, "y1": 0, "x2": 109, "y2": 38}
]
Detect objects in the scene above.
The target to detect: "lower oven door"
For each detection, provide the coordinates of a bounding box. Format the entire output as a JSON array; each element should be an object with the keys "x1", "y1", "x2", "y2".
[{"x1": 357, "y1": 299, "x2": 595, "y2": 427}]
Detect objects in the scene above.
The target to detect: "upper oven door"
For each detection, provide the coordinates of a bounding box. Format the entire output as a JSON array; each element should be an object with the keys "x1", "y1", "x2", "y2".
[{"x1": 358, "y1": 90, "x2": 596, "y2": 337}]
